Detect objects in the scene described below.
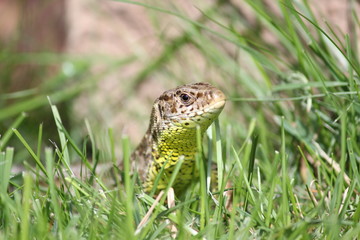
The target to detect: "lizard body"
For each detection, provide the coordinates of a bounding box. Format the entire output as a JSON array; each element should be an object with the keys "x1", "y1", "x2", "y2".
[{"x1": 131, "y1": 82, "x2": 226, "y2": 195}]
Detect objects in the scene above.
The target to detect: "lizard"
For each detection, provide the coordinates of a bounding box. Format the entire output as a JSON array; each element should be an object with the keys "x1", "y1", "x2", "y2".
[{"x1": 131, "y1": 82, "x2": 226, "y2": 196}]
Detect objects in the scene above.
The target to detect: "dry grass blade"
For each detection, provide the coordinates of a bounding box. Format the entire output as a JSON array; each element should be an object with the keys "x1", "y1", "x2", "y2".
[
  {"x1": 312, "y1": 140, "x2": 351, "y2": 186},
  {"x1": 135, "y1": 190, "x2": 164, "y2": 234}
]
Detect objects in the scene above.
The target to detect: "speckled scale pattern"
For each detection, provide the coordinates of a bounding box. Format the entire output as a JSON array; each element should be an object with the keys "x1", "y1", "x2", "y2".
[{"x1": 131, "y1": 82, "x2": 226, "y2": 195}]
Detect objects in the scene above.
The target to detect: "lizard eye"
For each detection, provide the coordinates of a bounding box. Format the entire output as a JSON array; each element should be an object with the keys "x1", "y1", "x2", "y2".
[{"x1": 180, "y1": 93, "x2": 190, "y2": 103}]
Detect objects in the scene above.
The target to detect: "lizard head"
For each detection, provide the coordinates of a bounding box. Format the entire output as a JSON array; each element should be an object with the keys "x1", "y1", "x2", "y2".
[{"x1": 154, "y1": 82, "x2": 226, "y2": 130}]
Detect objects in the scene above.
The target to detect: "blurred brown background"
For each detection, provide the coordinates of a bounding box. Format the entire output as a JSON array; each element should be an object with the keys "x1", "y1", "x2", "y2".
[{"x1": 1, "y1": 0, "x2": 359, "y2": 147}]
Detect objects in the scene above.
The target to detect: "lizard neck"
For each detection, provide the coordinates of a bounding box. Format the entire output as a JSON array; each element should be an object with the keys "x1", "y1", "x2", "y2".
[{"x1": 154, "y1": 125, "x2": 201, "y2": 166}]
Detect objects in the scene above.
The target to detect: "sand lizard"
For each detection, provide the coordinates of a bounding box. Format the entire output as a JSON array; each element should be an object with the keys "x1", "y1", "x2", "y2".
[{"x1": 131, "y1": 82, "x2": 226, "y2": 195}]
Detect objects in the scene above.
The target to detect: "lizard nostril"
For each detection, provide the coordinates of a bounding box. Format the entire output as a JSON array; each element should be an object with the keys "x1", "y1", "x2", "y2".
[{"x1": 213, "y1": 89, "x2": 226, "y2": 102}]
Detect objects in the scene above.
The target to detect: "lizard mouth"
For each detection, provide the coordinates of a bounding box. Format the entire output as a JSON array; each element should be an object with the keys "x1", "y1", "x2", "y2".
[{"x1": 207, "y1": 98, "x2": 226, "y2": 112}]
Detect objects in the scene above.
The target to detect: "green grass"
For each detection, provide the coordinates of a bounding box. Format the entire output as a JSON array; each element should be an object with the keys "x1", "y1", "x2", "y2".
[{"x1": 1, "y1": 0, "x2": 360, "y2": 239}]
